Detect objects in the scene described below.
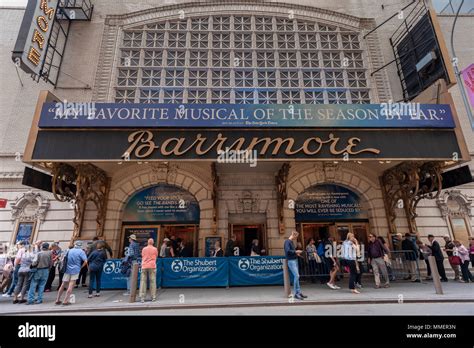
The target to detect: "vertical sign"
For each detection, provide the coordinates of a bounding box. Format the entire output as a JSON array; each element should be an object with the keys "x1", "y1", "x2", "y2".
[{"x1": 12, "y1": 0, "x2": 59, "y2": 76}]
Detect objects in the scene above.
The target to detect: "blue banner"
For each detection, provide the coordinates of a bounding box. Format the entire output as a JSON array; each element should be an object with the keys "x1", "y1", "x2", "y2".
[
  {"x1": 161, "y1": 257, "x2": 228, "y2": 287},
  {"x1": 39, "y1": 103, "x2": 455, "y2": 128},
  {"x1": 101, "y1": 258, "x2": 162, "y2": 290},
  {"x1": 228, "y1": 256, "x2": 285, "y2": 286}
]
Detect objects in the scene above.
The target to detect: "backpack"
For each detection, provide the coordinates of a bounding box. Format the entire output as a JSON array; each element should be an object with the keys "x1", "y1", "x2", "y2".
[
  {"x1": 120, "y1": 256, "x2": 132, "y2": 276},
  {"x1": 59, "y1": 251, "x2": 69, "y2": 274}
]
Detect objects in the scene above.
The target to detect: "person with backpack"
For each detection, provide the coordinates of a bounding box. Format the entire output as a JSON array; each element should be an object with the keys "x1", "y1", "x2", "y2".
[
  {"x1": 123, "y1": 234, "x2": 140, "y2": 296},
  {"x1": 87, "y1": 241, "x2": 108, "y2": 298},
  {"x1": 55, "y1": 241, "x2": 87, "y2": 306}
]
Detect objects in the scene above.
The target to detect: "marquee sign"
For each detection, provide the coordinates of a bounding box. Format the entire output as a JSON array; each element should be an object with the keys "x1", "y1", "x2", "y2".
[
  {"x1": 38, "y1": 102, "x2": 455, "y2": 128},
  {"x1": 12, "y1": 0, "x2": 59, "y2": 76},
  {"x1": 30, "y1": 129, "x2": 461, "y2": 161}
]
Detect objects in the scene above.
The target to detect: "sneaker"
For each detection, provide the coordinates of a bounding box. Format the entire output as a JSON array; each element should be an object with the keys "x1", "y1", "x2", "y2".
[
  {"x1": 35, "y1": 300, "x2": 43, "y2": 304},
  {"x1": 299, "y1": 293, "x2": 308, "y2": 298},
  {"x1": 459, "y1": 279, "x2": 466, "y2": 283},
  {"x1": 151, "y1": 298, "x2": 157, "y2": 302},
  {"x1": 351, "y1": 289, "x2": 361, "y2": 294},
  {"x1": 88, "y1": 294, "x2": 93, "y2": 298},
  {"x1": 334, "y1": 285, "x2": 341, "y2": 290},
  {"x1": 294, "y1": 294, "x2": 304, "y2": 300},
  {"x1": 95, "y1": 293, "x2": 100, "y2": 297},
  {"x1": 326, "y1": 282, "x2": 336, "y2": 290},
  {"x1": 2, "y1": 293, "x2": 11, "y2": 297},
  {"x1": 123, "y1": 292, "x2": 130, "y2": 296},
  {"x1": 383, "y1": 283, "x2": 390, "y2": 288}
]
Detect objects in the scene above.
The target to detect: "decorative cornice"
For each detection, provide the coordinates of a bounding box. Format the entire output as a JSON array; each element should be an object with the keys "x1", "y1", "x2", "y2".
[{"x1": 11, "y1": 190, "x2": 49, "y2": 223}]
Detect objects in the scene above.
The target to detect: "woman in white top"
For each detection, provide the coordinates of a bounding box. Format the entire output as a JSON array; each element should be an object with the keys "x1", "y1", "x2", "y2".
[{"x1": 342, "y1": 233, "x2": 361, "y2": 294}]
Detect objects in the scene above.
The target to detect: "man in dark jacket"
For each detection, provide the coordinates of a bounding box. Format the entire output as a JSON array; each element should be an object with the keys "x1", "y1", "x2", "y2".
[
  {"x1": 367, "y1": 234, "x2": 389, "y2": 288},
  {"x1": 401, "y1": 233, "x2": 420, "y2": 282},
  {"x1": 428, "y1": 234, "x2": 448, "y2": 282},
  {"x1": 225, "y1": 235, "x2": 236, "y2": 256}
]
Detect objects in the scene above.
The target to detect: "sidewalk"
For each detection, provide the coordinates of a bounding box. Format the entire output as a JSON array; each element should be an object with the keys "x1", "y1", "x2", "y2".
[{"x1": 1, "y1": 280, "x2": 473, "y2": 315}]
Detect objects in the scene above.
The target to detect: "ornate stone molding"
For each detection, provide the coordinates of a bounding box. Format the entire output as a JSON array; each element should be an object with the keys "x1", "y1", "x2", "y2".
[
  {"x1": 11, "y1": 190, "x2": 49, "y2": 224},
  {"x1": 437, "y1": 190, "x2": 473, "y2": 218},
  {"x1": 51, "y1": 163, "x2": 110, "y2": 240},
  {"x1": 237, "y1": 190, "x2": 259, "y2": 213},
  {"x1": 149, "y1": 162, "x2": 177, "y2": 183},
  {"x1": 381, "y1": 161, "x2": 443, "y2": 234}
]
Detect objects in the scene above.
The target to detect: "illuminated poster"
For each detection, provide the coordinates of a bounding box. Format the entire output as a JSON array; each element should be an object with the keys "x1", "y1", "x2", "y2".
[
  {"x1": 295, "y1": 184, "x2": 367, "y2": 221},
  {"x1": 123, "y1": 184, "x2": 200, "y2": 223},
  {"x1": 15, "y1": 222, "x2": 34, "y2": 243}
]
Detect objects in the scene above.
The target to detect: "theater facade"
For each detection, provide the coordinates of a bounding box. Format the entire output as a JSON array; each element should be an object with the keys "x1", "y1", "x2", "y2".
[{"x1": 1, "y1": 0, "x2": 474, "y2": 257}]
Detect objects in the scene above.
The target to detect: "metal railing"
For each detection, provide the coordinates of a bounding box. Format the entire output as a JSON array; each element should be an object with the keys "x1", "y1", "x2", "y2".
[{"x1": 296, "y1": 250, "x2": 422, "y2": 283}]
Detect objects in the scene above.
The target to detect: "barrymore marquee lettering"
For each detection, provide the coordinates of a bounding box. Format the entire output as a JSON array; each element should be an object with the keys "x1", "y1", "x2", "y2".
[{"x1": 122, "y1": 131, "x2": 380, "y2": 159}]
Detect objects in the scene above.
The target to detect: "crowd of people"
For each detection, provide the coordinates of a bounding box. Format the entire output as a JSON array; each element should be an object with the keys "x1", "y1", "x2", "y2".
[
  {"x1": 1, "y1": 232, "x2": 473, "y2": 305},
  {"x1": 1, "y1": 237, "x2": 111, "y2": 306},
  {"x1": 285, "y1": 231, "x2": 474, "y2": 300}
]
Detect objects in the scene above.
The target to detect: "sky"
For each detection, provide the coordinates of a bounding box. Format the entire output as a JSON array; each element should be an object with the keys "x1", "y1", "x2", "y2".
[{"x1": 0, "y1": 0, "x2": 27, "y2": 6}]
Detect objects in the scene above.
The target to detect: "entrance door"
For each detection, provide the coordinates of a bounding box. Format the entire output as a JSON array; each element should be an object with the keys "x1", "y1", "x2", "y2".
[
  {"x1": 161, "y1": 224, "x2": 198, "y2": 256},
  {"x1": 335, "y1": 223, "x2": 369, "y2": 246},
  {"x1": 230, "y1": 224, "x2": 266, "y2": 256},
  {"x1": 300, "y1": 223, "x2": 334, "y2": 246}
]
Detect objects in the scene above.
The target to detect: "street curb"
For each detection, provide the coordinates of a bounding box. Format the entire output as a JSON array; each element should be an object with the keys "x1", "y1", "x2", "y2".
[{"x1": 3, "y1": 297, "x2": 474, "y2": 315}]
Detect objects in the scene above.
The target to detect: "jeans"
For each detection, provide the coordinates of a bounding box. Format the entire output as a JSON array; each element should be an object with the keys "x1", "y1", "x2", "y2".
[
  {"x1": 13, "y1": 272, "x2": 30, "y2": 298},
  {"x1": 126, "y1": 260, "x2": 138, "y2": 292},
  {"x1": 7, "y1": 264, "x2": 20, "y2": 295},
  {"x1": 89, "y1": 269, "x2": 103, "y2": 295},
  {"x1": 287, "y1": 259, "x2": 301, "y2": 295},
  {"x1": 460, "y1": 260, "x2": 473, "y2": 282},
  {"x1": 346, "y1": 259, "x2": 358, "y2": 290},
  {"x1": 27, "y1": 268, "x2": 49, "y2": 303},
  {"x1": 139, "y1": 268, "x2": 157, "y2": 300}
]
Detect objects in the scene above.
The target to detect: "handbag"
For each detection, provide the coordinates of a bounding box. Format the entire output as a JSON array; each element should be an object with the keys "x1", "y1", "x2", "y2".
[
  {"x1": 314, "y1": 253, "x2": 322, "y2": 264},
  {"x1": 448, "y1": 255, "x2": 462, "y2": 266}
]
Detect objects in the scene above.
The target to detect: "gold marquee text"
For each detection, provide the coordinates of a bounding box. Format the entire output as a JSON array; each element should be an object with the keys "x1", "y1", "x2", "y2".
[{"x1": 122, "y1": 131, "x2": 381, "y2": 159}]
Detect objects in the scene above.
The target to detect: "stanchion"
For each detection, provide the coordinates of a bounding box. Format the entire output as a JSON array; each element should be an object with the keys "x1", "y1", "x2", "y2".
[
  {"x1": 428, "y1": 255, "x2": 443, "y2": 295},
  {"x1": 129, "y1": 263, "x2": 139, "y2": 303},
  {"x1": 283, "y1": 259, "x2": 291, "y2": 297}
]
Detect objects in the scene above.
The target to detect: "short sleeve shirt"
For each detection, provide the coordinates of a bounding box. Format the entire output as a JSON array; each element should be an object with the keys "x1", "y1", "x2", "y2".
[
  {"x1": 141, "y1": 245, "x2": 158, "y2": 269},
  {"x1": 65, "y1": 248, "x2": 87, "y2": 275}
]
